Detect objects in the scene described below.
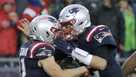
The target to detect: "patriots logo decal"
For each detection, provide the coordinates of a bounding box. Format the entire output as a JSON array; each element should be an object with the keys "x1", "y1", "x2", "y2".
[{"x1": 69, "y1": 7, "x2": 80, "y2": 14}]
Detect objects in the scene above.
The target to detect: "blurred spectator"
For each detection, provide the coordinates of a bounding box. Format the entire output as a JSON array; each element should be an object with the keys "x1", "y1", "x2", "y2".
[
  {"x1": 129, "y1": 0, "x2": 136, "y2": 16},
  {"x1": 63, "y1": 0, "x2": 74, "y2": 5},
  {"x1": 93, "y1": 0, "x2": 125, "y2": 52},
  {"x1": 48, "y1": 0, "x2": 75, "y2": 19},
  {"x1": 0, "y1": 0, "x2": 18, "y2": 56},
  {"x1": 16, "y1": 0, "x2": 28, "y2": 16},
  {"x1": 119, "y1": 0, "x2": 136, "y2": 53},
  {"x1": 20, "y1": 0, "x2": 48, "y2": 21},
  {"x1": 48, "y1": 0, "x2": 65, "y2": 19},
  {"x1": 17, "y1": 0, "x2": 49, "y2": 46}
]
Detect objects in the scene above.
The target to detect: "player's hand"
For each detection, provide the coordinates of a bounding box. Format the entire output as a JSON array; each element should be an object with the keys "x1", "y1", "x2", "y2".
[
  {"x1": 17, "y1": 18, "x2": 30, "y2": 36},
  {"x1": 83, "y1": 71, "x2": 90, "y2": 77},
  {"x1": 54, "y1": 38, "x2": 74, "y2": 55},
  {"x1": 8, "y1": 12, "x2": 18, "y2": 23}
]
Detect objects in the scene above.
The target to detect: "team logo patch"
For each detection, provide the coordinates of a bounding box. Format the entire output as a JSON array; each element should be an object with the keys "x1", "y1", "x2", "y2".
[{"x1": 94, "y1": 31, "x2": 112, "y2": 43}]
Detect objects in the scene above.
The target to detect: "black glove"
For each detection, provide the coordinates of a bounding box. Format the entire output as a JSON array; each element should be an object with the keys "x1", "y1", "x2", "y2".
[{"x1": 54, "y1": 38, "x2": 75, "y2": 55}]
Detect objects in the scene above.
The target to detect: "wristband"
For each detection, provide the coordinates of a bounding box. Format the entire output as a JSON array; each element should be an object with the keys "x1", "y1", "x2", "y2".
[{"x1": 72, "y1": 48, "x2": 93, "y2": 66}]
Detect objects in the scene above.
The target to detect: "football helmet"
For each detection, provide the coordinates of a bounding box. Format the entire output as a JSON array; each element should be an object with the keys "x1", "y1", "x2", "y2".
[
  {"x1": 29, "y1": 15, "x2": 61, "y2": 43},
  {"x1": 59, "y1": 4, "x2": 91, "y2": 35}
]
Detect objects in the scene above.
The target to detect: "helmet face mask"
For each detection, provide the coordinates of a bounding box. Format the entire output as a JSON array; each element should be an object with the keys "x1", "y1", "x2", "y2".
[
  {"x1": 29, "y1": 15, "x2": 63, "y2": 43},
  {"x1": 59, "y1": 4, "x2": 91, "y2": 40}
]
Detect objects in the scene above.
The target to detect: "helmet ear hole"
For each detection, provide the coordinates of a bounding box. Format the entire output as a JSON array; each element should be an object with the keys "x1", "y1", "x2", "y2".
[
  {"x1": 46, "y1": 31, "x2": 49, "y2": 37},
  {"x1": 32, "y1": 26, "x2": 37, "y2": 33},
  {"x1": 78, "y1": 21, "x2": 83, "y2": 25}
]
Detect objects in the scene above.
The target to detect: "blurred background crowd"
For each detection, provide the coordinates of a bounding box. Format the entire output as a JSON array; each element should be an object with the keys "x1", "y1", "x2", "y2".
[{"x1": 0, "y1": 0, "x2": 135, "y2": 77}]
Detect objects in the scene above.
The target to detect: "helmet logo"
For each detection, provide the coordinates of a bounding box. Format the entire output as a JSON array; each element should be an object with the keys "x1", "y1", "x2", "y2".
[
  {"x1": 48, "y1": 17, "x2": 57, "y2": 23},
  {"x1": 69, "y1": 7, "x2": 80, "y2": 14}
]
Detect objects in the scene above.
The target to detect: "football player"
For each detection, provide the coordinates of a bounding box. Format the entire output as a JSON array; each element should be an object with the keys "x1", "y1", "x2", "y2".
[
  {"x1": 18, "y1": 15, "x2": 107, "y2": 77},
  {"x1": 57, "y1": 4, "x2": 123, "y2": 77},
  {"x1": 122, "y1": 51, "x2": 136, "y2": 77},
  {"x1": 19, "y1": 15, "x2": 88, "y2": 77}
]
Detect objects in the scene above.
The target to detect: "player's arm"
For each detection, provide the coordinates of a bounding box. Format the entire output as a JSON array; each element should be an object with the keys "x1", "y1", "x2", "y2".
[
  {"x1": 71, "y1": 48, "x2": 107, "y2": 70},
  {"x1": 38, "y1": 56, "x2": 88, "y2": 77},
  {"x1": 54, "y1": 39, "x2": 107, "y2": 70},
  {"x1": 29, "y1": 43, "x2": 88, "y2": 77},
  {"x1": 122, "y1": 51, "x2": 136, "y2": 77}
]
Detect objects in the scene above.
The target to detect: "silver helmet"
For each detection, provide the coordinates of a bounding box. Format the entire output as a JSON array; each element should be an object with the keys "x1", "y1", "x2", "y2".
[
  {"x1": 59, "y1": 4, "x2": 91, "y2": 35},
  {"x1": 29, "y1": 15, "x2": 61, "y2": 43}
]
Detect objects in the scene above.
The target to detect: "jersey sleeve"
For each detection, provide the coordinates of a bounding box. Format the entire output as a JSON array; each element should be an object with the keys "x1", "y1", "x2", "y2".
[
  {"x1": 19, "y1": 41, "x2": 55, "y2": 60},
  {"x1": 33, "y1": 46, "x2": 54, "y2": 59}
]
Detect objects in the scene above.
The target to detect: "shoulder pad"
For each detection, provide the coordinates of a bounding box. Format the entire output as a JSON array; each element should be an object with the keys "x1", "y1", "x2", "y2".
[
  {"x1": 86, "y1": 25, "x2": 116, "y2": 46},
  {"x1": 86, "y1": 25, "x2": 106, "y2": 42}
]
